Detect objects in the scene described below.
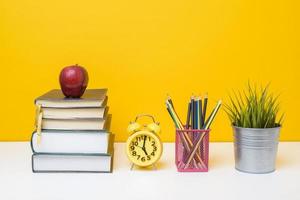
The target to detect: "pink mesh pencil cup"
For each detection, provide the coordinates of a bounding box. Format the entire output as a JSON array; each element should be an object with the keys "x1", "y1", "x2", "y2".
[{"x1": 175, "y1": 128, "x2": 210, "y2": 172}]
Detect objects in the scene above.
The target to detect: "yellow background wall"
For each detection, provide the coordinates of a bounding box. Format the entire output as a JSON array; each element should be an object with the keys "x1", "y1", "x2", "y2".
[{"x1": 0, "y1": 0, "x2": 299, "y2": 142}]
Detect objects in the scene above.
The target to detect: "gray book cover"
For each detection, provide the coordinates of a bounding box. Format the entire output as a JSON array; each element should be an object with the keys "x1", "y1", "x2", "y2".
[{"x1": 35, "y1": 89, "x2": 108, "y2": 108}]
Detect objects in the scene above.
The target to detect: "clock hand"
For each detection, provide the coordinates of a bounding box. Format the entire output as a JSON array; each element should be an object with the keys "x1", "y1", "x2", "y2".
[
  {"x1": 142, "y1": 136, "x2": 149, "y2": 155},
  {"x1": 143, "y1": 136, "x2": 147, "y2": 149},
  {"x1": 142, "y1": 147, "x2": 148, "y2": 156},
  {"x1": 135, "y1": 145, "x2": 148, "y2": 155}
]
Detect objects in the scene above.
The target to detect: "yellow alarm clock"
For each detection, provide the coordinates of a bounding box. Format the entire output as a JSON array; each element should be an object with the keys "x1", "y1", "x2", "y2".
[{"x1": 126, "y1": 114, "x2": 163, "y2": 169}]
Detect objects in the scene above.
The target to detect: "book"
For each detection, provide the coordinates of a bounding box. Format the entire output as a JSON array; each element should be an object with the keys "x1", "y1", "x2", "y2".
[
  {"x1": 32, "y1": 153, "x2": 113, "y2": 173},
  {"x1": 41, "y1": 107, "x2": 108, "y2": 119},
  {"x1": 32, "y1": 135, "x2": 114, "y2": 173},
  {"x1": 42, "y1": 118, "x2": 106, "y2": 130},
  {"x1": 31, "y1": 130, "x2": 111, "y2": 154},
  {"x1": 35, "y1": 89, "x2": 107, "y2": 108}
]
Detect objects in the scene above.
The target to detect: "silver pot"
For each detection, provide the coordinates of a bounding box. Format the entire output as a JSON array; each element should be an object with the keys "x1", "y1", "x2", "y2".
[{"x1": 233, "y1": 126, "x2": 281, "y2": 174}]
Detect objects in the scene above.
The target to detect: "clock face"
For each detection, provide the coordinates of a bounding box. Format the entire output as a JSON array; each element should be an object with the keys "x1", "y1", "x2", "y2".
[{"x1": 126, "y1": 130, "x2": 162, "y2": 167}]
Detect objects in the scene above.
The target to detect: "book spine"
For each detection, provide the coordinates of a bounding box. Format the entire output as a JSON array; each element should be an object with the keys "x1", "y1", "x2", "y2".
[{"x1": 30, "y1": 132, "x2": 36, "y2": 153}]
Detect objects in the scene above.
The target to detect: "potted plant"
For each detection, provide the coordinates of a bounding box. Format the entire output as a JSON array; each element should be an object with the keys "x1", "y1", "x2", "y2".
[{"x1": 224, "y1": 83, "x2": 284, "y2": 174}]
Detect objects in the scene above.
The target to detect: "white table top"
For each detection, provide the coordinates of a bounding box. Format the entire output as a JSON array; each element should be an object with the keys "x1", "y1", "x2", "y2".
[{"x1": 0, "y1": 142, "x2": 299, "y2": 200}]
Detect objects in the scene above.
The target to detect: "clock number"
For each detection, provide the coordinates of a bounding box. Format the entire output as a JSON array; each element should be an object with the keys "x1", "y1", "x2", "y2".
[
  {"x1": 137, "y1": 136, "x2": 144, "y2": 142},
  {"x1": 132, "y1": 141, "x2": 138, "y2": 146},
  {"x1": 153, "y1": 146, "x2": 157, "y2": 151},
  {"x1": 132, "y1": 151, "x2": 136, "y2": 156},
  {"x1": 141, "y1": 157, "x2": 146, "y2": 162},
  {"x1": 130, "y1": 145, "x2": 135, "y2": 150},
  {"x1": 151, "y1": 141, "x2": 155, "y2": 146},
  {"x1": 151, "y1": 152, "x2": 155, "y2": 156},
  {"x1": 147, "y1": 155, "x2": 151, "y2": 160},
  {"x1": 137, "y1": 155, "x2": 140, "y2": 160}
]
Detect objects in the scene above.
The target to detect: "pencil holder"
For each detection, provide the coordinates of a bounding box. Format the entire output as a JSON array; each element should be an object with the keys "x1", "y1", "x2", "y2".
[{"x1": 175, "y1": 128, "x2": 210, "y2": 172}]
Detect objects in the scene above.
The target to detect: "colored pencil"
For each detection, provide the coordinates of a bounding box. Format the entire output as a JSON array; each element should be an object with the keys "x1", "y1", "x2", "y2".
[
  {"x1": 167, "y1": 95, "x2": 174, "y2": 108},
  {"x1": 165, "y1": 98, "x2": 205, "y2": 168},
  {"x1": 196, "y1": 97, "x2": 202, "y2": 156},
  {"x1": 186, "y1": 101, "x2": 191, "y2": 129},
  {"x1": 203, "y1": 94, "x2": 208, "y2": 125},
  {"x1": 184, "y1": 100, "x2": 222, "y2": 169},
  {"x1": 199, "y1": 97, "x2": 203, "y2": 129},
  {"x1": 190, "y1": 97, "x2": 194, "y2": 129}
]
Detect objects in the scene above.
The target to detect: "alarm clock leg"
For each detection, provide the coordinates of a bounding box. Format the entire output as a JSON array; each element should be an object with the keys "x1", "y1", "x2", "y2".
[
  {"x1": 152, "y1": 164, "x2": 157, "y2": 170},
  {"x1": 130, "y1": 163, "x2": 135, "y2": 170}
]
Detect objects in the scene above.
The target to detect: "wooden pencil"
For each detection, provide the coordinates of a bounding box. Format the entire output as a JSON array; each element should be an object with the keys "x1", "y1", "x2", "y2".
[
  {"x1": 203, "y1": 94, "x2": 208, "y2": 126},
  {"x1": 199, "y1": 96, "x2": 203, "y2": 128},
  {"x1": 184, "y1": 100, "x2": 222, "y2": 169},
  {"x1": 186, "y1": 101, "x2": 191, "y2": 129},
  {"x1": 166, "y1": 99, "x2": 205, "y2": 168}
]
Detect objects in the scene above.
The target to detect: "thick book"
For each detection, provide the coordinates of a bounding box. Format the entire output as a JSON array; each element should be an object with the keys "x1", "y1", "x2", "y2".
[
  {"x1": 42, "y1": 107, "x2": 108, "y2": 119},
  {"x1": 35, "y1": 89, "x2": 107, "y2": 108},
  {"x1": 31, "y1": 130, "x2": 112, "y2": 154},
  {"x1": 32, "y1": 153, "x2": 113, "y2": 173},
  {"x1": 32, "y1": 135, "x2": 114, "y2": 173},
  {"x1": 42, "y1": 118, "x2": 106, "y2": 130}
]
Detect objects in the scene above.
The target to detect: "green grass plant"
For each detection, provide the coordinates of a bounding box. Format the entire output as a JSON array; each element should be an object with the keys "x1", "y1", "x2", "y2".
[{"x1": 224, "y1": 83, "x2": 284, "y2": 128}]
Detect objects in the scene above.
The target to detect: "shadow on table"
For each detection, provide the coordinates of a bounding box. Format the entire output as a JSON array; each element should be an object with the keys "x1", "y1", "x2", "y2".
[
  {"x1": 276, "y1": 155, "x2": 295, "y2": 170},
  {"x1": 209, "y1": 155, "x2": 296, "y2": 171},
  {"x1": 209, "y1": 155, "x2": 233, "y2": 170},
  {"x1": 123, "y1": 161, "x2": 169, "y2": 171}
]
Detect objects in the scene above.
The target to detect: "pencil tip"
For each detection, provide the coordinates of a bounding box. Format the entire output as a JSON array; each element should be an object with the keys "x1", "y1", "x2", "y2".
[{"x1": 166, "y1": 95, "x2": 171, "y2": 101}]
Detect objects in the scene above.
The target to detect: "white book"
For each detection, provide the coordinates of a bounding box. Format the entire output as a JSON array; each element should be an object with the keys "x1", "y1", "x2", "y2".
[
  {"x1": 31, "y1": 130, "x2": 110, "y2": 154},
  {"x1": 42, "y1": 107, "x2": 107, "y2": 119},
  {"x1": 42, "y1": 118, "x2": 106, "y2": 130},
  {"x1": 32, "y1": 154, "x2": 113, "y2": 173}
]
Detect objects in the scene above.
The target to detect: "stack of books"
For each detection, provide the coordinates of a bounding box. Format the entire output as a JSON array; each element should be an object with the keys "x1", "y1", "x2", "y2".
[{"x1": 30, "y1": 89, "x2": 114, "y2": 173}]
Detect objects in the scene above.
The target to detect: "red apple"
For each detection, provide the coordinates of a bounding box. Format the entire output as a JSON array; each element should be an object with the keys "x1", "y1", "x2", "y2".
[{"x1": 59, "y1": 64, "x2": 89, "y2": 98}]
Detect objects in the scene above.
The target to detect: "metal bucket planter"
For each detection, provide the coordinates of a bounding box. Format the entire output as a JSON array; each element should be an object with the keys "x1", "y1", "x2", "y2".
[{"x1": 233, "y1": 126, "x2": 281, "y2": 174}]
